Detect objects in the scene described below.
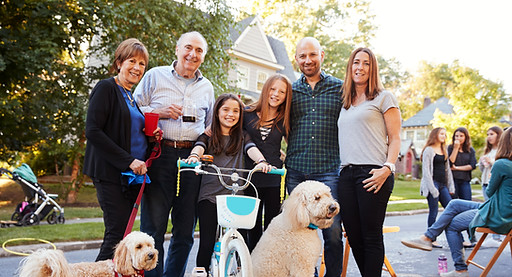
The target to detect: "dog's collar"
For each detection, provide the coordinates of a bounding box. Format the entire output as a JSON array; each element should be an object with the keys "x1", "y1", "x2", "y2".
[{"x1": 307, "y1": 223, "x2": 318, "y2": 230}]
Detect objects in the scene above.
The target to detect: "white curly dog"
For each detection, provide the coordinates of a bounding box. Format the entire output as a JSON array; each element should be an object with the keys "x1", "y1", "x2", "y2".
[
  {"x1": 251, "y1": 180, "x2": 340, "y2": 277},
  {"x1": 17, "y1": 231, "x2": 158, "y2": 277}
]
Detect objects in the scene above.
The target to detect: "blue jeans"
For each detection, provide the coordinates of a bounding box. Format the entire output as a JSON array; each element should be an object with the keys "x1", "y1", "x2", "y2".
[
  {"x1": 454, "y1": 179, "x2": 472, "y2": 200},
  {"x1": 426, "y1": 181, "x2": 452, "y2": 227},
  {"x1": 141, "y1": 145, "x2": 201, "y2": 277},
  {"x1": 286, "y1": 167, "x2": 343, "y2": 277},
  {"x1": 339, "y1": 165, "x2": 394, "y2": 277},
  {"x1": 424, "y1": 199, "x2": 481, "y2": 271}
]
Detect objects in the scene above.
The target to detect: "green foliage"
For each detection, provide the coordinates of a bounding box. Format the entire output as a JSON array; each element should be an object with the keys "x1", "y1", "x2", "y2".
[
  {"x1": 0, "y1": 0, "x2": 108, "y2": 163},
  {"x1": 426, "y1": 61, "x2": 510, "y2": 150}
]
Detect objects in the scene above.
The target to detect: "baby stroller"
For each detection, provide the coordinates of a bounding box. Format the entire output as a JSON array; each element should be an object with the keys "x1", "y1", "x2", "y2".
[{"x1": 0, "y1": 163, "x2": 65, "y2": 226}]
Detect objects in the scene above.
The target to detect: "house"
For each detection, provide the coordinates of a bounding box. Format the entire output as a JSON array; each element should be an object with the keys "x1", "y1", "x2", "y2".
[
  {"x1": 227, "y1": 17, "x2": 296, "y2": 101},
  {"x1": 396, "y1": 139, "x2": 420, "y2": 178},
  {"x1": 401, "y1": 97, "x2": 453, "y2": 152}
]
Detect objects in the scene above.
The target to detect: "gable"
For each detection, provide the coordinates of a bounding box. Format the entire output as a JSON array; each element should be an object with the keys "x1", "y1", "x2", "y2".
[{"x1": 233, "y1": 18, "x2": 277, "y2": 64}]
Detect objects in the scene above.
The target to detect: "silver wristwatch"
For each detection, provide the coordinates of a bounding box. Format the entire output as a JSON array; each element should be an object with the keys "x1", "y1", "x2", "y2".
[{"x1": 383, "y1": 162, "x2": 395, "y2": 174}]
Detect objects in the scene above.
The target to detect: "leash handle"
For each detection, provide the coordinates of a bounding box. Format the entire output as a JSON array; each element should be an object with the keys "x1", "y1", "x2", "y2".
[{"x1": 123, "y1": 131, "x2": 162, "y2": 238}]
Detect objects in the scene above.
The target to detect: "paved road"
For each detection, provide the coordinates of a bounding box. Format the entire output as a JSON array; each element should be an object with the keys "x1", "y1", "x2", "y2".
[{"x1": 1, "y1": 213, "x2": 510, "y2": 276}]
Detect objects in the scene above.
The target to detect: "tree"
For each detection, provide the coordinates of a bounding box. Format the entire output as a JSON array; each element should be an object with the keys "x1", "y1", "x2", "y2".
[
  {"x1": 432, "y1": 62, "x2": 511, "y2": 150},
  {"x1": 238, "y1": 0, "x2": 408, "y2": 91},
  {"x1": 401, "y1": 61, "x2": 511, "y2": 150},
  {"x1": 0, "y1": 0, "x2": 108, "y2": 164}
]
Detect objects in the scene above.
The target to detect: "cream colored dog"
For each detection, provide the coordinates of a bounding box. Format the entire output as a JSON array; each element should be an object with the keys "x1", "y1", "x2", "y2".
[
  {"x1": 18, "y1": 231, "x2": 158, "y2": 277},
  {"x1": 251, "y1": 180, "x2": 340, "y2": 277}
]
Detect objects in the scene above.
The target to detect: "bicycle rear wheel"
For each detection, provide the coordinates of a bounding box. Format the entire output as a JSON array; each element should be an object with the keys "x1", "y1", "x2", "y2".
[{"x1": 224, "y1": 239, "x2": 253, "y2": 277}]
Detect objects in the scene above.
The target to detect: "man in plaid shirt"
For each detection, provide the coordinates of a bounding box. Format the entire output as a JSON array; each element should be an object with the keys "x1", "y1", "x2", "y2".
[{"x1": 285, "y1": 37, "x2": 344, "y2": 277}]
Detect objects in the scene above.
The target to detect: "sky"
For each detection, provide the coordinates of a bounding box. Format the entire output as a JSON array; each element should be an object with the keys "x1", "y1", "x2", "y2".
[{"x1": 369, "y1": 0, "x2": 512, "y2": 93}]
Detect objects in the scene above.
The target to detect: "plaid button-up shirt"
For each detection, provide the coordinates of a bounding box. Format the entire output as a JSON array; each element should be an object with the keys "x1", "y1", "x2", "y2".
[{"x1": 285, "y1": 71, "x2": 343, "y2": 174}]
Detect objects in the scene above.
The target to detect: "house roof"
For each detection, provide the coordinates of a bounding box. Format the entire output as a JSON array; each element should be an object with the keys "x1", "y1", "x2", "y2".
[
  {"x1": 229, "y1": 16, "x2": 296, "y2": 82},
  {"x1": 402, "y1": 97, "x2": 453, "y2": 127}
]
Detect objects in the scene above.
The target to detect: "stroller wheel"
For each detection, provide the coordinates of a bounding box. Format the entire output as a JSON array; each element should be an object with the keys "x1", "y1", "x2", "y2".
[
  {"x1": 57, "y1": 214, "x2": 65, "y2": 224},
  {"x1": 11, "y1": 211, "x2": 22, "y2": 222},
  {"x1": 47, "y1": 212, "x2": 57, "y2": 224},
  {"x1": 22, "y1": 212, "x2": 40, "y2": 226}
]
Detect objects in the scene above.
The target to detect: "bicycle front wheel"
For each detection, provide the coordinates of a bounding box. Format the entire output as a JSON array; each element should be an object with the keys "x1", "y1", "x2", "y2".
[{"x1": 223, "y1": 239, "x2": 253, "y2": 277}]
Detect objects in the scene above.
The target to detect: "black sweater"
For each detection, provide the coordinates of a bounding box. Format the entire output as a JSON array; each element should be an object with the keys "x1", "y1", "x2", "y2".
[{"x1": 83, "y1": 77, "x2": 144, "y2": 183}]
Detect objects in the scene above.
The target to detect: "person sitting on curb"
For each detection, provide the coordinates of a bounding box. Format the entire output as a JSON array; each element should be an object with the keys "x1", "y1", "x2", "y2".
[{"x1": 401, "y1": 127, "x2": 512, "y2": 277}]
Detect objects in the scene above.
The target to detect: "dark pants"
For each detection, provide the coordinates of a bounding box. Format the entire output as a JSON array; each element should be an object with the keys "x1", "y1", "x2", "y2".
[
  {"x1": 141, "y1": 145, "x2": 200, "y2": 277},
  {"x1": 426, "y1": 181, "x2": 452, "y2": 227},
  {"x1": 286, "y1": 167, "x2": 343, "y2": 277},
  {"x1": 245, "y1": 186, "x2": 281, "y2": 252},
  {"x1": 94, "y1": 179, "x2": 140, "y2": 261},
  {"x1": 196, "y1": 200, "x2": 218, "y2": 269},
  {"x1": 339, "y1": 165, "x2": 393, "y2": 277},
  {"x1": 454, "y1": 179, "x2": 472, "y2": 200}
]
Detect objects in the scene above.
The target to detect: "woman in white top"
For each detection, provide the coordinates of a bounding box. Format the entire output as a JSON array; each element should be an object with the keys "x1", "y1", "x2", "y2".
[
  {"x1": 338, "y1": 47, "x2": 401, "y2": 277},
  {"x1": 479, "y1": 126, "x2": 503, "y2": 200}
]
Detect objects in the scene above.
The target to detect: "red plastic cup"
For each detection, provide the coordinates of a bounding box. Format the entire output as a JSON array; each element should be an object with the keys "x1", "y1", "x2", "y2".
[{"x1": 144, "y1": 112, "x2": 159, "y2": 136}]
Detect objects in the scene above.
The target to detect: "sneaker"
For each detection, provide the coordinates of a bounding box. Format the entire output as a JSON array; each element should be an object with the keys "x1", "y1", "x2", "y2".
[
  {"x1": 463, "y1": 241, "x2": 476, "y2": 248},
  {"x1": 432, "y1": 241, "x2": 443, "y2": 248},
  {"x1": 401, "y1": 237, "x2": 432, "y2": 251},
  {"x1": 440, "y1": 270, "x2": 469, "y2": 277}
]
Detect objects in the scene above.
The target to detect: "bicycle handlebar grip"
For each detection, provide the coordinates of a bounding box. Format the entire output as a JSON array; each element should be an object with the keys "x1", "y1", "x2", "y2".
[
  {"x1": 268, "y1": 168, "x2": 286, "y2": 176},
  {"x1": 177, "y1": 160, "x2": 201, "y2": 168}
]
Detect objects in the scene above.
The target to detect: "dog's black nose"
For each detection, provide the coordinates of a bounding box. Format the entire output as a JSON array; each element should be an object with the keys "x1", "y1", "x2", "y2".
[
  {"x1": 148, "y1": 252, "x2": 155, "y2": 259},
  {"x1": 329, "y1": 204, "x2": 338, "y2": 213}
]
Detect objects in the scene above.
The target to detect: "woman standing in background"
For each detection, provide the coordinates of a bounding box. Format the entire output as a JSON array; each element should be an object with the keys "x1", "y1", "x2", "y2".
[
  {"x1": 448, "y1": 127, "x2": 477, "y2": 200},
  {"x1": 479, "y1": 126, "x2": 502, "y2": 200},
  {"x1": 420, "y1": 127, "x2": 455, "y2": 230}
]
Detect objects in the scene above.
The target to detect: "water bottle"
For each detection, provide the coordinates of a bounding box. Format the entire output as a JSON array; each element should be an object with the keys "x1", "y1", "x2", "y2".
[{"x1": 438, "y1": 253, "x2": 448, "y2": 274}]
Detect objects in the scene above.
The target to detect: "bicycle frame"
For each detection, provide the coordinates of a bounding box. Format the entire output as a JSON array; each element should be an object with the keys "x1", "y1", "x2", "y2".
[{"x1": 178, "y1": 158, "x2": 285, "y2": 277}]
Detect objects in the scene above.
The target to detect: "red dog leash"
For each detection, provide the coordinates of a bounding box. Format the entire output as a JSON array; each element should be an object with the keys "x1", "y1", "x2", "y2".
[{"x1": 123, "y1": 131, "x2": 162, "y2": 238}]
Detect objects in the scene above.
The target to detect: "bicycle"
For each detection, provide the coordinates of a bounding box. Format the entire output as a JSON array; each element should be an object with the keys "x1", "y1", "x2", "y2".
[{"x1": 178, "y1": 155, "x2": 286, "y2": 277}]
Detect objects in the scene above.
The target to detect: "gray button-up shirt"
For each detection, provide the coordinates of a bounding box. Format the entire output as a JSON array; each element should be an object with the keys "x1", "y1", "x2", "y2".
[{"x1": 134, "y1": 61, "x2": 215, "y2": 141}]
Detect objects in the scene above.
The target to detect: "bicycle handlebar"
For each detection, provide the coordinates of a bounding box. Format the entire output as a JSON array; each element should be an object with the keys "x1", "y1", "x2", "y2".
[
  {"x1": 177, "y1": 160, "x2": 286, "y2": 176},
  {"x1": 177, "y1": 159, "x2": 286, "y2": 194}
]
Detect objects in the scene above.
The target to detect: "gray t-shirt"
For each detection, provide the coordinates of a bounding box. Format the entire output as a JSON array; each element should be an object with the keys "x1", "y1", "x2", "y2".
[
  {"x1": 196, "y1": 133, "x2": 256, "y2": 204},
  {"x1": 338, "y1": 90, "x2": 399, "y2": 168}
]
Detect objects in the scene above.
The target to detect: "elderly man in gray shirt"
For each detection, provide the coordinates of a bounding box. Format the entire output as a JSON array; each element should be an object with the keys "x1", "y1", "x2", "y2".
[{"x1": 134, "y1": 31, "x2": 214, "y2": 277}]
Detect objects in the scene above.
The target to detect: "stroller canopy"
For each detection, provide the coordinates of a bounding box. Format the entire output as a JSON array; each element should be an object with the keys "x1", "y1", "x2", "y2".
[{"x1": 13, "y1": 163, "x2": 38, "y2": 184}]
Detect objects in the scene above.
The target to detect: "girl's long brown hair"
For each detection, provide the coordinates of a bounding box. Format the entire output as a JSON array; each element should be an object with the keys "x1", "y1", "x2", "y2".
[
  {"x1": 246, "y1": 74, "x2": 292, "y2": 137},
  {"x1": 484, "y1": 126, "x2": 503, "y2": 155},
  {"x1": 421, "y1": 127, "x2": 447, "y2": 159},
  {"x1": 342, "y1": 47, "x2": 384, "y2": 110},
  {"x1": 210, "y1": 94, "x2": 244, "y2": 156}
]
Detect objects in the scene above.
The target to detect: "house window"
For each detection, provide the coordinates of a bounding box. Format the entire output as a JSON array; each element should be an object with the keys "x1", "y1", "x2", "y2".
[
  {"x1": 257, "y1": 71, "x2": 268, "y2": 91},
  {"x1": 237, "y1": 66, "x2": 249, "y2": 89},
  {"x1": 406, "y1": 130, "x2": 414, "y2": 140},
  {"x1": 416, "y1": 130, "x2": 427, "y2": 141}
]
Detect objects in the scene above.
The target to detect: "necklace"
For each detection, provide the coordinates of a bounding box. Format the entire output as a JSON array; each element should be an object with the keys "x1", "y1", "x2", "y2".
[{"x1": 116, "y1": 77, "x2": 134, "y2": 107}]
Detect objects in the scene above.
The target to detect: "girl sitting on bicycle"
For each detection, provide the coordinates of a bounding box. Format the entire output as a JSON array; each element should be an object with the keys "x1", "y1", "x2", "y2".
[{"x1": 184, "y1": 93, "x2": 272, "y2": 271}]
